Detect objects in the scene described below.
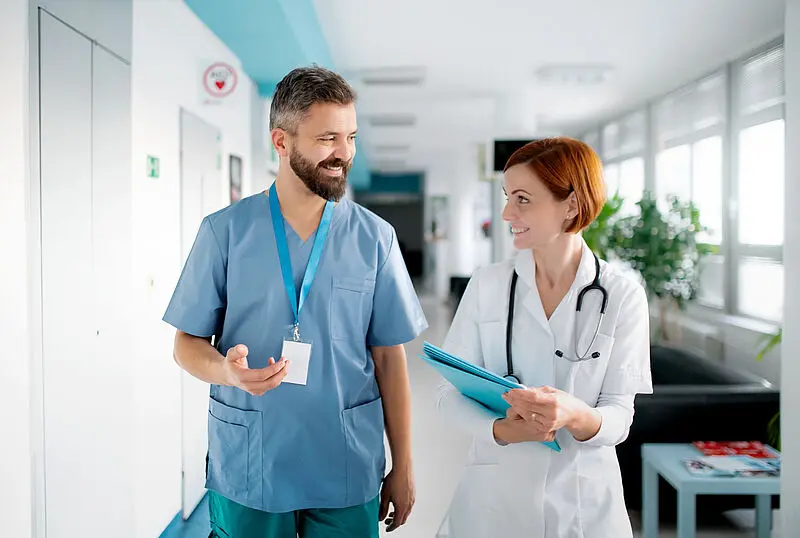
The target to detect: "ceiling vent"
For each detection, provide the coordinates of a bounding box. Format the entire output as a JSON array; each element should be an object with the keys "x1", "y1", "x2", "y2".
[
  {"x1": 367, "y1": 114, "x2": 417, "y2": 128},
  {"x1": 372, "y1": 159, "x2": 408, "y2": 170},
  {"x1": 360, "y1": 66, "x2": 426, "y2": 87},
  {"x1": 534, "y1": 64, "x2": 614, "y2": 86},
  {"x1": 373, "y1": 144, "x2": 411, "y2": 152}
]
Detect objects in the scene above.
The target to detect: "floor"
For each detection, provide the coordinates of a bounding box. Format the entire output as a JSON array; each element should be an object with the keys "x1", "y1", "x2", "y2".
[{"x1": 162, "y1": 293, "x2": 765, "y2": 537}]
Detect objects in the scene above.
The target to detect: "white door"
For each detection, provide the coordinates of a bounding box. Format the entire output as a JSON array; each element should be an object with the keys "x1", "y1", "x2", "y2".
[
  {"x1": 179, "y1": 109, "x2": 224, "y2": 518},
  {"x1": 39, "y1": 9, "x2": 134, "y2": 536}
]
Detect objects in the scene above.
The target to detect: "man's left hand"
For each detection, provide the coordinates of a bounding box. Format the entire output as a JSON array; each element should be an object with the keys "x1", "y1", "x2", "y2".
[{"x1": 379, "y1": 466, "x2": 415, "y2": 532}]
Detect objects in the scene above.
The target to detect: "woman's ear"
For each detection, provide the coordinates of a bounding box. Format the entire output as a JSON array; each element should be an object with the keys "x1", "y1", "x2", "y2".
[{"x1": 566, "y1": 191, "x2": 579, "y2": 220}]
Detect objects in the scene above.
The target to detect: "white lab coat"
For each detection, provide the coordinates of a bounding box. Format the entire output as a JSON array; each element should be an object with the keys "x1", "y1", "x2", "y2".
[{"x1": 436, "y1": 240, "x2": 653, "y2": 538}]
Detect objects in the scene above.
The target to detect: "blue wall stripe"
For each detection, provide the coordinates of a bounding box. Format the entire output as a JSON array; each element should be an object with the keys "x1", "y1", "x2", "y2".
[
  {"x1": 159, "y1": 493, "x2": 211, "y2": 538},
  {"x1": 184, "y1": 0, "x2": 371, "y2": 189}
]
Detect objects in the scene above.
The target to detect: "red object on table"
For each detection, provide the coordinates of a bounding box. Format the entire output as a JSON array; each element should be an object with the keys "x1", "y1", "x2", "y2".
[{"x1": 692, "y1": 441, "x2": 776, "y2": 458}]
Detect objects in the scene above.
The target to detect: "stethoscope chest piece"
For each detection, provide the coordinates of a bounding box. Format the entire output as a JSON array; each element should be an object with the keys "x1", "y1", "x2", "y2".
[{"x1": 505, "y1": 252, "x2": 609, "y2": 381}]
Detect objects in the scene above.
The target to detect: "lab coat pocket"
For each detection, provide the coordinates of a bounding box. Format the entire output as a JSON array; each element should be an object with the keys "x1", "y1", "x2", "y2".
[
  {"x1": 207, "y1": 398, "x2": 262, "y2": 506},
  {"x1": 572, "y1": 333, "x2": 615, "y2": 403},
  {"x1": 477, "y1": 320, "x2": 505, "y2": 376},
  {"x1": 446, "y1": 463, "x2": 499, "y2": 538},
  {"x1": 331, "y1": 277, "x2": 375, "y2": 341},
  {"x1": 576, "y1": 464, "x2": 630, "y2": 537},
  {"x1": 342, "y1": 396, "x2": 386, "y2": 505}
]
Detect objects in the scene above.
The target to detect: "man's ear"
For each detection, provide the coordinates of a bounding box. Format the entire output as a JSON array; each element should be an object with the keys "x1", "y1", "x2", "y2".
[{"x1": 272, "y1": 128, "x2": 289, "y2": 158}]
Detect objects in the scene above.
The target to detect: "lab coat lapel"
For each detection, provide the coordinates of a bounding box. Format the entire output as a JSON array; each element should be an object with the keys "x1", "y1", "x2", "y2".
[
  {"x1": 515, "y1": 240, "x2": 598, "y2": 341},
  {"x1": 514, "y1": 251, "x2": 552, "y2": 336},
  {"x1": 550, "y1": 239, "x2": 605, "y2": 370}
]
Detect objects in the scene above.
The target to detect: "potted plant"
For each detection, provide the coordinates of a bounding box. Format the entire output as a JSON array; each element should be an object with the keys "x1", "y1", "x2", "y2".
[
  {"x1": 607, "y1": 192, "x2": 714, "y2": 342},
  {"x1": 583, "y1": 190, "x2": 624, "y2": 260}
]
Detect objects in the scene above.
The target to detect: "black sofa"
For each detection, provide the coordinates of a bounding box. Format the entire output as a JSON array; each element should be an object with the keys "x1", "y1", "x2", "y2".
[{"x1": 618, "y1": 344, "x2": 780, "y2": 520}]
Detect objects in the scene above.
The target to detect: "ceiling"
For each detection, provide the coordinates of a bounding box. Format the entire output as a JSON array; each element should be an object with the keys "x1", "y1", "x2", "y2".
[
  {"x1": 313, "y1": 0, "x2": 785, "y2": 174},
  {"x1": 185, "y1": 0, "x2": 332, "y2": 94}
]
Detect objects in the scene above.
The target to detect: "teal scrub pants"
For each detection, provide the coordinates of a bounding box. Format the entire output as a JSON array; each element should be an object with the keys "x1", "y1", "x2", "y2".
[{"x1": 208, "y1": 491, "x2": 380, "y2": 538}]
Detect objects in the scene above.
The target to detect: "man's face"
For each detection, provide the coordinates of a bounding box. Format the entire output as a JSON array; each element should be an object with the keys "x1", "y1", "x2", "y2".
[{"x1": 287, "y1": 102, "x2": 357, "y2": 202}]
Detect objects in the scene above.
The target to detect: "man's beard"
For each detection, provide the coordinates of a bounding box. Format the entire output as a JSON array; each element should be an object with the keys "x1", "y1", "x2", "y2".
[{"x1": 289, "y1": 147, "x2": 350, "y2": 202}]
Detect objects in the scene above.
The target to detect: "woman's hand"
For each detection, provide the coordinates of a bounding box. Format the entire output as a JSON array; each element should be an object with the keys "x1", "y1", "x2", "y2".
[
  {"x1": 493, "y1": 406, "x2": 556, "y2": 445},
  {"x1": 502, "y1": 386, "x2": 602, "y2": 442}
]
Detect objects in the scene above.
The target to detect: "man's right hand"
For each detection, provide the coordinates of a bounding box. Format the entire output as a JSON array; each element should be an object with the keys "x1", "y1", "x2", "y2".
[{"x1": 222, "y1": 344, "x2": 289, "y2": 396}]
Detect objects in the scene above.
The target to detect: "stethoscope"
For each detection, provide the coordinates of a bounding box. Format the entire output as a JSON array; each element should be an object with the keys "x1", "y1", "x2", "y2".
[{"x1": 504, "y1": 253, "x2": 609, "y2": 384}]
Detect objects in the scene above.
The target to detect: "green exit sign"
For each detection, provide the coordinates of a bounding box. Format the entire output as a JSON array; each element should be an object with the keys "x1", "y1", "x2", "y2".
[{"x1": 147, "y1": 155, "x2": 160, "y2": 178}]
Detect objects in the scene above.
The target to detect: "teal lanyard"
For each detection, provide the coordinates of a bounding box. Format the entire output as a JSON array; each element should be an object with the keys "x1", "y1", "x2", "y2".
[{"x1": 269, "y1": 183, "x2": 334, "y2": 340}]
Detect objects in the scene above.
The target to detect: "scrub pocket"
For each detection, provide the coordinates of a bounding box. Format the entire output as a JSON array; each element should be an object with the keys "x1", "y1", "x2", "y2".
[
  {"x1": 330, "y1": 277, "x2": 375, "y2": 341},
  {"x1": 207, "y1": 398, "x2": 263, "y2": 507},
  {"x1": 342, "y1": 397, "x2": 385, "y2": 505}
]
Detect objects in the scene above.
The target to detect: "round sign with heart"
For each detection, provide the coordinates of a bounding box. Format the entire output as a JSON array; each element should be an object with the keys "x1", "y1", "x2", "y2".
[{"x1": 203, "y1": 62, "x2": 238, "y2": 98}]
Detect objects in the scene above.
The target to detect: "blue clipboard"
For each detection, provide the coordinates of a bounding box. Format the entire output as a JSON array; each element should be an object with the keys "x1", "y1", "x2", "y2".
[{"x1": 421, "y1": 342, "x2": 561, "y2": 452}]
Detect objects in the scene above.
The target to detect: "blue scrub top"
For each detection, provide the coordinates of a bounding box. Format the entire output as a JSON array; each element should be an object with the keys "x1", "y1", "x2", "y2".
[{"x1": 163, "y1": 191, "x2": 427, "y2": 513}]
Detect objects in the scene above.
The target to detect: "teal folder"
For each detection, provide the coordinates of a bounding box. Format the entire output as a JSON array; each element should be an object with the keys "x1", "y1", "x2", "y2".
[{"x1": 421, "y1": 341, "x2": 561, "y2": 452}]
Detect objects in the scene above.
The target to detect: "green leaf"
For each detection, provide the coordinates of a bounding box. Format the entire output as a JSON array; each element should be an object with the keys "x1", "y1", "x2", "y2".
[
  {"x1": 767, "y1": 411, "x2": 780, "y2": 450},
  {"x1": 756, "y1": 328, "x2": 782, "y2": 362},
  {"x1": 603, "y1": 191, "x2": 711, "y2": 308}
]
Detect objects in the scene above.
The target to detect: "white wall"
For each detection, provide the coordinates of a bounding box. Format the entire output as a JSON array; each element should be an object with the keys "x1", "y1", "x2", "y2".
[
  {"x1": 39, "y1": 0, "x2": 132, "y2": 62},
  {"x1": 0, "y1": 1, "x2": 33, "y2": 537},
  {"x1": 251, "y1": 91, "x2": 271, "y2": 193},
  {"x1": 447, "y1": 147, "x2": 479, "y2": 279},
  {"x1": 425, "y1": 156, "x2": 456, "y2": 300},
  {"x1": 782, "y1": 0, "x2": 800, "y2": 530},
  {"x1": 130, "y1": 1, "x2": 265, "y2": 534}
]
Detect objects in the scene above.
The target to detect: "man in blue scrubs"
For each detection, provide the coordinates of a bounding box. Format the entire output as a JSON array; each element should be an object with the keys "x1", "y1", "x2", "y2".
[{"x1": 164, "y1": 66, "x2": 428, "y2": 537}]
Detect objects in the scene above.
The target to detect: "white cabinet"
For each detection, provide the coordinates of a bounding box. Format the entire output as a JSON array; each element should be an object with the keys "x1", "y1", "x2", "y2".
[{"x1": 39, "y1": 10, "x2": 134, "y2": 536}]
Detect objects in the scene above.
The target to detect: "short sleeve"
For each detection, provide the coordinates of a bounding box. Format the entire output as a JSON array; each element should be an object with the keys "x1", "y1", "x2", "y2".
[
  {"x1": 163, "y1": 217, "x2": 227, "y2": 337},
  {"x1": 602, "y1": 284, "x2": 653, "y2": 394},
  {"x1": 367, "y1": 229, "x2": 428, "y2": 346}
]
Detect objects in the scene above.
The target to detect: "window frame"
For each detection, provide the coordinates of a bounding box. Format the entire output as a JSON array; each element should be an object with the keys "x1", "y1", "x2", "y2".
[
  {"x1": 575, "y1": 37, "x2": 785, "y2": 324},
  {"x1": 729, "y1": 38, "x2": 786, "y2": 321}
]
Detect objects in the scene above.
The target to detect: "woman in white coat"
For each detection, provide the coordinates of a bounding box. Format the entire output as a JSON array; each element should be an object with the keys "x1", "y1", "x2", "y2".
[{"x1": 436, "y1": 137, "x2": 653, "y2": 538}]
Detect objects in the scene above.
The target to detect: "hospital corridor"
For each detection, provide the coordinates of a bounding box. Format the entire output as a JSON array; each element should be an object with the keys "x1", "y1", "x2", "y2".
[
  {"x1": 159, "y1": 292, "x2": 790, "y2": 538},
  {"x1": 2, "y1": 1, "x2": 800, "y2": 538}
]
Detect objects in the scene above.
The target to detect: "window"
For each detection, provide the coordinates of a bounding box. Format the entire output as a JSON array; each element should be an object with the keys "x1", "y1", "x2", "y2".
[
  {"x1": 604, "y1": 163, "x2": 619, "y2": 197},
  {"x1": 733, "y1": 42, "x2": 785, "y2": 321},
  {"x1": 654, "y1": 137, "x2": 724, "y2": 308},
  {"x1": 602, "y1": 111, "x2": 646, "y2": 161},
  {"x1": 617, "y1": 158, "x2": 645, "y2": 216},
  {"x1": 601, "y1": 111, "x2": 646, "y2": 216},
  {"x1": 656, "y1": 145, "x2": 691, "y2": 212},
  {"x1": 580, "y1": 129, "x2": 601, "y2": 153},
  {"x1": 580, "y1": 39, "x2": 785, "y2": 323},
  {"x1": 737, "y1": 120, "x2": 785, "y2": 246},
  {"x1": 738, "y1": 258, "x2": 784, "y2": 322},
  {"x1": 652, "y1": 68, "x2": 729, "y2": 311},
  {"x1": 692, "y1": 136, "x2": 724, "y2": 245}
]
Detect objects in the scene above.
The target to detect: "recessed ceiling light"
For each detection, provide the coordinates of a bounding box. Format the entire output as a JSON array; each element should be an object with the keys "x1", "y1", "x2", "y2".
[
  {"x1": 374, "y1": 144, "x2": 411, "y2": 152},
  {"x1": 534, "y1": 64, "x2": 614, "y2": 85},
  {"x1": 360, "y1": 66, "x2": 426, "y2": 86},
  {"x1": 367, "y1": 114, "x2": 417, "y2": 127},
  {"x1": 372, "y1": 159, "x2": 407, "y2": 170}
]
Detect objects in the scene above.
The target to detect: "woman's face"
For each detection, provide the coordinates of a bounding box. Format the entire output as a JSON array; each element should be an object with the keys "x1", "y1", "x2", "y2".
[{"x1": 502, "y1": 164, "x2": 575, "y2": 250}]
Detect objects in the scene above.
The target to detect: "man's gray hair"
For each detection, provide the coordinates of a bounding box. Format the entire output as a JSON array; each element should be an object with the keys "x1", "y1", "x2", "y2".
[{"x1": 269, "y1": 66, "x2": 357, "y2": 133}]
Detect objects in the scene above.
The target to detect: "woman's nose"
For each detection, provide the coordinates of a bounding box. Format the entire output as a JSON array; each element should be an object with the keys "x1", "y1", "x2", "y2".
[{"x1": 502, "y1": 201, "x2": 514, "y2": 222}]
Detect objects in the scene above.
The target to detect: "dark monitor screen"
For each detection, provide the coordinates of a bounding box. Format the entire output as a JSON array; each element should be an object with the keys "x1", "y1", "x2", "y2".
[{"x1": 492, "y1": 139, "x2": 532, "y2": 172}]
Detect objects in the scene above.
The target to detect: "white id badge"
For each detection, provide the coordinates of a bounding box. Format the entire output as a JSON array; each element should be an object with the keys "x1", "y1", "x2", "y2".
[{"x1": 281, "y1": 326, "x2": 312, "y2": 385}]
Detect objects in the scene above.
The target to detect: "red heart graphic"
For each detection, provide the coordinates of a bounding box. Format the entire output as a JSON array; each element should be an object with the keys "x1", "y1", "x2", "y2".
[{"x1": 215, "y1": 80, "x2": 225, "y2": 90}]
